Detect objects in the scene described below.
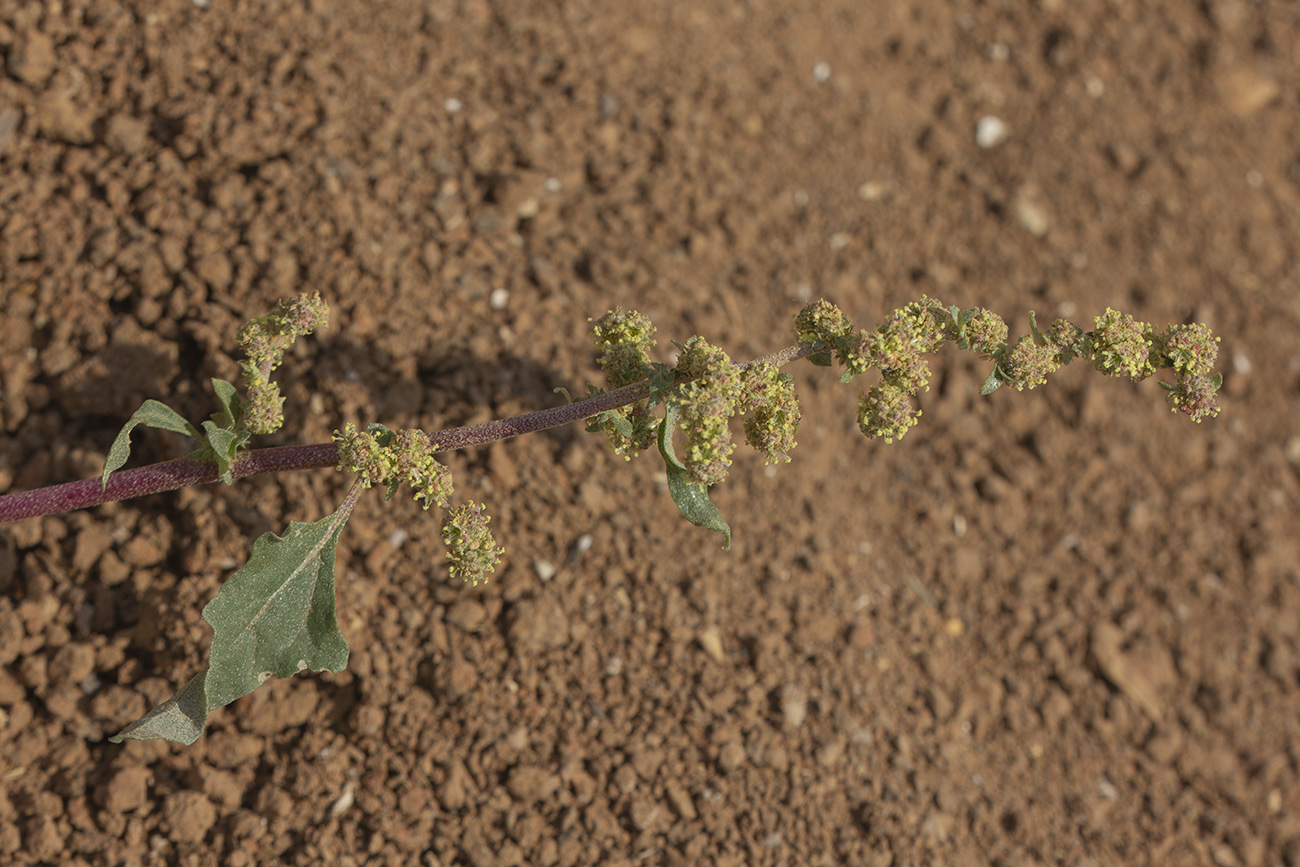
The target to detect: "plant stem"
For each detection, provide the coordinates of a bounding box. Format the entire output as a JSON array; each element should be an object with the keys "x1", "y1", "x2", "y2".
[{"x1": 0, "y1": 343, "x2": 816, "y2": 524}]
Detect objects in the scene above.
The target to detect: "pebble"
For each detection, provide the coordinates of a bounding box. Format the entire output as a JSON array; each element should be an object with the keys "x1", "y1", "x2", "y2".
[
  {"x1": 508, "y1": 595, "x2": 570, "y2": 651},
  {"x1": 8, "y1": 30, "x2": 56, "y2": 85},
  {"x1": 506, "y1": 765, "x2": 560, "y2": 803},
  {"x1": 697, "y1": 626, "x2": 725, "y2": 663},
  {"x1": 445, "y1": 599, "x2": 487, "y2": 633},
  {"x1": 975, "y1": 115, "x2": 1008, "y2": 149},
  {"x1": 780, "y1": 684, "x2": 808, "y2": 730},
  {"x1": 160, "y1": 792, "x2": 217, "y2": 844},
  {"x1": 101, "y1": 766, "x2": 150, "y2": 813}
]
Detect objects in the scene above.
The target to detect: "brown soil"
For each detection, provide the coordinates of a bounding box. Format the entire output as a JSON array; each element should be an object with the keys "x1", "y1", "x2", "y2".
[{"x1": 1, "y1": 1, "x2": 1298, "y2": 865}]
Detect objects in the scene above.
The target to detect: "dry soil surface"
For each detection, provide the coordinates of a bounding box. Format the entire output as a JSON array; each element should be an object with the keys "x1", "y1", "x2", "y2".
[{"x1": 2, "y1": 1, "x2": 1299, "y2": 866}]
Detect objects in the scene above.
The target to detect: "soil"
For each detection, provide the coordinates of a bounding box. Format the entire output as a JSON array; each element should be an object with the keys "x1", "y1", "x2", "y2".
[{"x1": 1, "y1": 1, "x2": 1298, "y2": 865}]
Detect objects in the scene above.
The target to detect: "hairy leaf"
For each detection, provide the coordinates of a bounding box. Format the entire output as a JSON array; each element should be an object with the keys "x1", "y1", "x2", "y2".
[
  {"x1": 210, "y1": 378, "x2": 243, "y2": 430},
  {"x1": 110, "y1": 486, "x2": 360, "y2": 745},
  {"x1": 102, "y1": 400, "x2": 203, "y2": 490},
  {"x1": 657, "y1": 402, "x2": 732, "y2": 549}
]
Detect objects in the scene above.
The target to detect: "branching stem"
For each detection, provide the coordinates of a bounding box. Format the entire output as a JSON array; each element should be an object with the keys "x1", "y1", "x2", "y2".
[{"x1": 0, "y1": 343, "x2": 816, "y2": 524}]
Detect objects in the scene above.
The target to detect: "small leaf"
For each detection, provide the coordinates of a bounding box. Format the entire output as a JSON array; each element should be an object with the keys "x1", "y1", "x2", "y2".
[
  {"x1": 102, "y1": 400, "x2": 202, "y2": 490},
  {"x1": 199, "y1": 421, "x2": 246, "y2": 485},
  {"x1": 111, "y1": 486, "x2": 360, "y2": 745},
  {"x1": 807, "y1": 348, "x2": 835, "y2": 367},
  {"x1": 1027, "y1": 311, "x2": 1049, "y2": 346},
  {"x1": 598, "y1": 409, "x2": 635, "y2": 438},
  {"x1": 657, "y1": 402, "x2": 732, "y2": 549},
  {"x1": 210, "y1": 378, "x2": 243, "y2": 430},
  {"x1": 980, "y1": 368, "x2": 1004, "y2": 395}
]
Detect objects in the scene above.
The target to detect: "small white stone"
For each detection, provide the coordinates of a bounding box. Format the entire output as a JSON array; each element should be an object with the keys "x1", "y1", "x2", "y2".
[
  {"x1": 813, "y1": 62, "x2": 831, "y2": 83},
  {"x1": 975, "y1": 115, "x2": 1009, "y2": 149},
  {"x1": 444, "y1": 97, "x2": 463, "y2": 113},
  {"x1": 489, "y1": 287, "x2": 509, "y2": 309},
  {"x1": 543, "y1": 177, "x2": 562, "y2": 193},
  {"x1": 330, "y1": 783, "x2": 355, "y2": 817},
  {"x1": 534, "y1": 559, "x2": 556, "y2": 581}
]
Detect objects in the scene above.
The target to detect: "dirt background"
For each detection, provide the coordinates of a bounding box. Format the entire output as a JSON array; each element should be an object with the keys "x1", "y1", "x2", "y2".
[{"x1": 1, "y1": 0, "x2": 1298, "y2": 865}]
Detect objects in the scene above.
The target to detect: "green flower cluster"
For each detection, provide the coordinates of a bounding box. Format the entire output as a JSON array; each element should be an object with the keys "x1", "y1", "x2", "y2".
[
  {"x1": 336, "y1": 424, "x2": 505, "y2": 584},
  {"x1": 333, "y1": 423, "x2": 453, "y2": 509},
  {"x1": 238, "y1": 292, "x2": 330, "y2": 434},
  {"x1": 440, "y1": 502, "x2": 504, "y2": 586},
  {"x1": 740, "y1": 363, "x2": 801, "y2": 465},
  {"x1": 589, "y1": 309, "x2": 660, "y2": 456},
  {"x1": 674, "y1": 337, "x2": 744, "y2": 487},
  {"x1": 793, "y1": 297, "x2": 1222, "y2": 439}
]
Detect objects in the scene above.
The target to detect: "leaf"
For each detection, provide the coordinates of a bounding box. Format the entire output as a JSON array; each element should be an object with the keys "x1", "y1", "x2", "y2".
[
  {"x1": 980, "y1": 368, "x2": 1004, "y2": 395},
  {"x1": 656, "y1": 402, "x2": 732, "y2": 549},
  {"x1": 807, "y1": 348, "x2": 835, "y2": 367},
  {"x1": 198, "y1": 421, "x2": 247, "y2": 486},
  {"x1": 102, "y1": 400, "x2": 202, "y2": 490},
  {"x1": 110, "y1": 487, "x2": 360, "y2": 745},
  {"x1": 210, "y1": 378, "x2": 243, "y2": 430}
]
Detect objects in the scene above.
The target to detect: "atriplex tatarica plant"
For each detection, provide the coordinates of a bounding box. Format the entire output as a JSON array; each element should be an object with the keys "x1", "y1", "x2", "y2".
[{"x1": 0, "y1": 293, "x2": 1222, "y2": 745}]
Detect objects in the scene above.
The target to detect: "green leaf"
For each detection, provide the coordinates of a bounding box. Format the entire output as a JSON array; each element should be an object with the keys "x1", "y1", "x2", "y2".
[
  {"x1": 807, "y1": 348, "x2": 835, "y2": 367},
  {"x1": 110, "y1": 487, "x2": 360, "y2": 745},
  {"x1": 198, "y1": 421, "x2": 248, "y2": 485},
  {"x1": 210, "y1": 378, "x2": 243, "y2": 430},
  {"x1": 102, "y1": 400, "x2": 202, "y2": 490},
  {"x1": 656, "y1": 402, "x2": 732, "y2": 549},
  {"x1": 980, "y1": 368, "x2": 1004, "y2": 395}
]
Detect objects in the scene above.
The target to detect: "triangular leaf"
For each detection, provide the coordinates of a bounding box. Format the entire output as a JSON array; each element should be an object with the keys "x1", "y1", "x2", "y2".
[
  {"x1": 657, "y1": 402, "x2": 732, "y2": 549},
  {"x1": 110, "y1": 487, "x2": 360, "y2": 745},
  {"x1": 108, "y1": 671, "x2": 209, "y2": 745},
  {"x1": 980, "y1": 368, "x2": 1004, "y2": 395},
  {"x1": 102, "y1": 400, "x2": 202, "y2": 490}
]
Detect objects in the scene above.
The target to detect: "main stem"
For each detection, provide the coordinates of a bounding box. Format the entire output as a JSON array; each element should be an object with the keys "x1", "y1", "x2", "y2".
[{"x1": 0, "y1": 343, "x2": 814, "y2": 524}]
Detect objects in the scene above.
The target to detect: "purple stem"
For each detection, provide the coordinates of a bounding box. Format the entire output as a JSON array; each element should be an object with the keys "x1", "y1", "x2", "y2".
[{"x1": 0, "y1": 343, "x2": 814, "y2": 525}]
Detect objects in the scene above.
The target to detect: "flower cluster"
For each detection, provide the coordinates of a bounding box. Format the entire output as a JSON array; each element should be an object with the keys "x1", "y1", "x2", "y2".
[
  {"x1": 792, "y1": 297, "x2": 1222, "y2": 439},
  {"x1": 441, "y1": 502, "x2": 505, "y2": 586},
  {"x1": 589, "y1": 310, "x2": 660, "y2": 456},
  {"x1": 333, "y1": 423, "x2": 453, "y2": 509},
  {"x1": 674, "y1": 337, "x2": 744, "y2": 487},
  {"x1": 336, "y1": 423, "x2": 504, "y2": 583},
  {"x1": 739, "y1": 363, "x2": 801, "y2": 465},
  {"x1": 586, "y1": 297, "x2": 1220, "y2": 486},
  {"x1": 238, "y1": 292, "x2": 330, "y2": 434},
  {"x1": 1087, "y1": 307, "x2": 1156, "y2": 382}
]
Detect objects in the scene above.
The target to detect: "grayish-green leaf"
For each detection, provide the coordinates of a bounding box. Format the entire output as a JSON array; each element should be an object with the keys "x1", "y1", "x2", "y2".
[
  {"x1": 102, "y1": 400, "x2": 202, "y2": 490},
  {"x1": 200, "y1": 421, "x2": 245, "y2": 485},
  {"x1": 657, "y1": 402, "x2": 732, "y2": 549},
  {"x1": 110, "y1": 486, "x2": 360, "y2": 745},
  {"x1": 210, "y1": 378, "x2": 243, "y2": 429},
  {"x1": 980, "y1": 368, "x2": 1004, "y2": 395},
  {"x1": 108, "y1": 671, "x2": 209, "y2": 745}
]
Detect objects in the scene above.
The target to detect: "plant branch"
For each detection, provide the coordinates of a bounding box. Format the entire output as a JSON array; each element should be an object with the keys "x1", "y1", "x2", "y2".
[{"x1": 0, "y1": 343, "x2": 817, "y2": 524}]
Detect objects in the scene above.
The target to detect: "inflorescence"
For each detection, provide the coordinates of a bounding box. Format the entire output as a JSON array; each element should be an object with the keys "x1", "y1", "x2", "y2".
[{"x1": 331, "y1": 294, "x2": 1220, "y2": 584}]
